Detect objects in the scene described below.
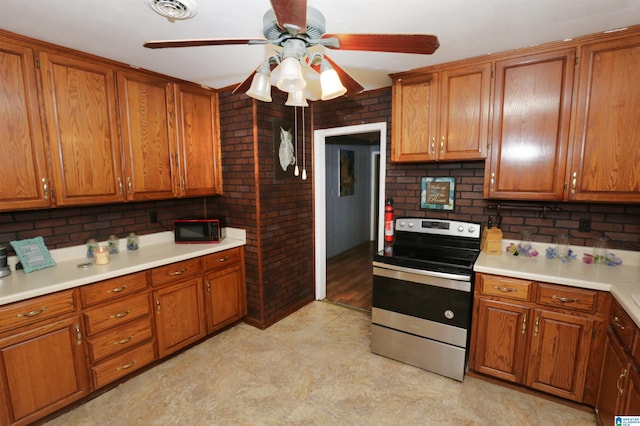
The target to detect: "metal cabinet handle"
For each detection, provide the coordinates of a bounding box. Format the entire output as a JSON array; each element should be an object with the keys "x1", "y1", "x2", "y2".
[
  {"x1": 110, "y1": 310, "x2": 130, "y2": 319},
  {"x1": 430, "y1": 137, "x2": 435, "y2": 154},
  {"x1": 440, "y1": 136, "x2": 445, "y2": 154},
  {"x1": 493, "y1": 285, "x2": 517, "y2": 293},
  {"x1": 75, "y1": 323, "x2": 82, "y2": 345},
  {"x1": 168, "y1": 268, "x2": 187, "y2": 276},
  {"x1": 17, "y1": 307, "x2": 47, "y2": 318},
  {"x1": 490, "y1": 172, "x2": 495, "y2": 192},
  {"x1": 118, "y1": 360, "x2": 137, "y2": 371},
  {"x1": 117, "y1": 177, "x2": 124, "y2": 195},
  {"x1": 617, "y1": 369, "x2": 628, "y2": 396},
  {"x1": 156, "y1": 298, "x2": 161, "y2": 314},
  {"x1": 127, "y1": 176, "x2": 132, "y2": 194},
  {"x1": 521, "y1": 313, "x2": 527, "y2": 335},
  {"x1": 571, "y1": 171, "x2": 578, "y2": 195},
  {"x1": 217, "y1": 256, "x2": 231, "y2": 263},
  {"x1": 42, "y1": 177, "x2": 49, "y2": 200},
  {"x1": 613, "y1": 316, "x2": 626, "y2": 330},
  {"x1": 551, "y1": 295, "x2": 579, "y2": 304},
  {"x1": 534, "y1": 316, "x2": 540, "y2": 337},
  {"x1": 114, "y1": 336, "x2": 134, "y2": 345},
  {"x1": 205, "y1": 280, "x2": 211, "y2": 294},
  {"x1": 108, "y1": 285, "x2": 129, "y2": 294}
]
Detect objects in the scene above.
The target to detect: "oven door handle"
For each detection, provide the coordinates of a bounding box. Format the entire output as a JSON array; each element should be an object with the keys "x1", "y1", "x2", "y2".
[{"x1": 373, "y1": 262, "x2": 471, "y2": 292}]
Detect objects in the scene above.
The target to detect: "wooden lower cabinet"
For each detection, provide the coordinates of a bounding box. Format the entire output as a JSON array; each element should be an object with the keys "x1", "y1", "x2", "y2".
[
  {"x1": 0, "y1": 316, "x2": 90, "y2": 426},
  {"x1": 153, "y1": 275, "x2": 206, "y2": 358},
  {"x1": 470, "y1": 273, "x2": 606, "y2": 404}
]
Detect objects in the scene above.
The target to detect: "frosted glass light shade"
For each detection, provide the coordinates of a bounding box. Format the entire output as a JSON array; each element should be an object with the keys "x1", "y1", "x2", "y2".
[
  {"x1": 246, "y1": 70, "x2": 272, "y2": 102},
  {"x1": 277, "y1": 57, "x2": 306, "y2": 92},
  {"x1": 285, "y1": 90, "x2": 309, "y2": 107},
  {"x1": 320, "y1": 67, "x2": 346, "y2": 100}
]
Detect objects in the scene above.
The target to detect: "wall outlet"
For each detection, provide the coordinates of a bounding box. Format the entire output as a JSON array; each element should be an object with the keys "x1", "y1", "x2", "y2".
[
  {"x1": 578, "y1": 218, "x2": 591, "y2": 232},
  {"x1": 149, "y1": 211, "x2": 158, "y2": 223}
]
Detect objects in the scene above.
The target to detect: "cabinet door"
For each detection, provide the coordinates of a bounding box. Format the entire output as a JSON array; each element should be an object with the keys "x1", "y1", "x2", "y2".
[
  {"x1": 567, "y1": 34, "x2": 640, "y2": 202},
  {"x1": 625, "y1": 366, "x2": 640, "y2": 415},
  {"x1": 471, "y1": 298, "x2": 530, "y2": 383},
  {"x1": 439, "y1": 62, "x2": 491, "y2": 161},
  {"x1": 486, "y1": 48, "x2": 575, "y2": 200},
  {"x1": 0, "y1": 316, "x2": 90, "y2": 426},
  {"x1": 526, "y1": 309, "x2": 593, "y2": 401},
  {"x1": 203, "y1": 263, "x2": 245, "y2": 333},
  {"x1": 174, "y1": 84, "x2": 222, "y2": 197},
  {"x1": 0, "y1": 38, "x2": 50, "y2": 211},
  {"x1": 39, "y1": 51, "x2": 124, "y2": 206},
  {"x1": 153, "y1": 276, "x2": 206, "y2": 358},
  {"x1": 596, "y1": 331, "x2": 630, "y2": 426},
  {"x1": 391, "y1": 74, "x2": 438, "y2": 162},
  {"x1": 117, "y1": 70, "x2": 177, "y2": 200}
]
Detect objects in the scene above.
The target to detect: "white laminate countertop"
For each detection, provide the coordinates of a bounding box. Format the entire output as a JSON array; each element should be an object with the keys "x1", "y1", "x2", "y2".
[
  {"x1": 0, "y1": 229, "x2": 246, "y2": 306},
  {"x1": 474, "y1": 239, "x2": 640, "y2": 327}
]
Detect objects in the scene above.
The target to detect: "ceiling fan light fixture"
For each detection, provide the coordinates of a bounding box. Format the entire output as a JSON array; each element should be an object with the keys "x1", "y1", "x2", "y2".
[
  {"x1": 246, "y1": 63, "x2": 272, "y2": 102},
  {"x1": 319, "y1": 59, "x2": 346, "y2": 100},
  {"x1": 146, "y1": 0, "x2": 198, "y2": 20},
  {"x1": 285, "y1": 90, "x2": 309, "y2": 107},
  {"x1": 277, "y1": 57, "x2": 306, "y2": 93}
]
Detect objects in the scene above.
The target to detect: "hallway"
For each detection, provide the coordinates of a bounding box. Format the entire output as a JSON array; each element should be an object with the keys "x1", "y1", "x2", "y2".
[{"x1": 326, "y1": 241, "x2": 376, "y2": 311}]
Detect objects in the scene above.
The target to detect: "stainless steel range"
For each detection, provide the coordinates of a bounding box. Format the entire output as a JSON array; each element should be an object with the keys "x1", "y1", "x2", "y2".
[{"x1": 371, "y1": 217, "x2": 481, "y2": 381}]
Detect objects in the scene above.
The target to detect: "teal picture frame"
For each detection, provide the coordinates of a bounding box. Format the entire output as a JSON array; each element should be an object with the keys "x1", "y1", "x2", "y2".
[
  {"x1": 9, "y1": 237, "x2": 56, "y2": 273},
  {"x1": 421, "y1": 177, "x2": 455, "y2": 210}
]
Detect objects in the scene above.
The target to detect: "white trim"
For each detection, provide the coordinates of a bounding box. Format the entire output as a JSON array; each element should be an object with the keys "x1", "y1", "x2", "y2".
[
  {"x1": 370, "y1": 151, "x2": 380, "y2": 241},
  {"x1": 313, "y1": 122, "x2": 387, "y2": 301}
]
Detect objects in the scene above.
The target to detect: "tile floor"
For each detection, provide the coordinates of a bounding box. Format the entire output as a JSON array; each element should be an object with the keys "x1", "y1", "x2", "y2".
[{"x1": 45, "y1": 301, "x2": 597, "y2": 425}]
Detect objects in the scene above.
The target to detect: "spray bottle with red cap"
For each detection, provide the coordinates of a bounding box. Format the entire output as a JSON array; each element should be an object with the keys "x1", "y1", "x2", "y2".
[{"x1": 384, "y1": 198, "x2": 394, "y2": 245}]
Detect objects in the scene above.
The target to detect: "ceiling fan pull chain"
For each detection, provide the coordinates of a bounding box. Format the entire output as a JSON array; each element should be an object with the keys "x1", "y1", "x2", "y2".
[
  {"x1": 302, "y1": 106, "x2": 307, "y2": 180},
  {"x1": 294, "y1": 106, "x2": 299, "y2": 176}
]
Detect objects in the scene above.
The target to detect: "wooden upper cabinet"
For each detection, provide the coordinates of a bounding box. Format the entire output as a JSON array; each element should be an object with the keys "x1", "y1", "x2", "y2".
[
  {"x1": 567, "y1": 34, "x2": 640, "y2": 202},
  {"x1": 439, "y1": 62, "x2": 491, "y2": 161},
  {"x1": 392, "y1": 62, "x2": 490, "y2": 162},
  {"x1": 0, "y1": 38, "x2": 51, "y2": 211},
  {"x1": 174, "y1": 84, "x2": 223, "y2": 197},
  {"x1": 392, "y1": 73, "x2": 438, "y2": 162},
  {"x1": 485, "y1": 48, "x2": 575, "y2": 200},
  {"x1": 39, "y1": 51, "x2": 124, "y2": 206},
  {"x1": 117, "y1": 70, "x2": 177, "y2": 200}
]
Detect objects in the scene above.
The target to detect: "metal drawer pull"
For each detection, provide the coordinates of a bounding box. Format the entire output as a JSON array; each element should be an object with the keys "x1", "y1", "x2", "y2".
[
  {"x1": 111, "y1": 310, "x2": 130, "y2": 319},
  {"x1": 168, "y1": 268, "x2": 187, "y2": 276},
  {"x1": 114, "y1": 336, "x2": 134, "y2": 345},
  {"x1": 118, "y1": 360, "x2": 137, "y2": 371},
  {"x1": 493, "y1": 285, "x2": 517, "y2": 293},
  {"x1": 617, "y1": 369, "x2": 628, "y2": 395},
  {"x1": 613, "y1": 316, "x2": 626, "y2": 330},
  {"x1": 534, "y1": 316, "x2": 540, "y2": 337},
  {"x1": 551, "y1": 295, "x2": 579, "y2": 303},
  {"x1": 217, "y1": 256, "x2": 231, "y2": 263},
  {"x1": 521, "y1": 313, "x2": 527, "y2": 335},
  {"x1": 17, "y1": 307, "x2": 47, "y2": 318},
  {"x1": 108, "y1": 285, "x2": 129, "y2": 293}
]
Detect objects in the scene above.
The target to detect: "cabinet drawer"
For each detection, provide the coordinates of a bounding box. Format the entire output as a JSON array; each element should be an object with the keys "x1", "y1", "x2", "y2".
[
  {"x1": 83, "y1": 292, "x2": 150, "y2": 336},
  {"x1": 610, "y1": 299, "x2": 637, "y2": 351},
  {"x1": 202, "y1": 247, "x2": 242, "y2": 271},
  {"x1": 0, "y1": 290, "x2": 76, "y2": 334},
  {"x1": 91, "y1": 341, "x2": 156, "y2": 389},
  {"x1": 79, "y1": 271, "x2": 147, "y2": 307},
  {"x1": 536, "y1": 283, "x2": 597, "y2": 313},
  {"x1": 86, "y1": 316, "x2": 153, "y2": 363},
  {"x1": 478, "y1": 274, "x2": 532, "y2": 301},
  {"x1": 151, "y1": 258, "x2": 201, "y2": 287}
]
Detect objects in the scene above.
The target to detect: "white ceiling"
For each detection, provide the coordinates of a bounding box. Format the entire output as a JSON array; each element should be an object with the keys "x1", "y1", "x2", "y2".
[{"x1": 1, "y1": 0, "x2": 639, "y2": 93}]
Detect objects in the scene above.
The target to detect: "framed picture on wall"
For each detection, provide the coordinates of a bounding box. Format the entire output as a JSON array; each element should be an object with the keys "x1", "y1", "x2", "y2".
[
  {"x1": 339, "y1": 149, "x2": 355, "y2": 196},
  {"x1": 273, "y1": 118, "x2": 296, "y2": 180},
  {"x1": 421, "y1": 177, "x2": 455, "y2": 210}
]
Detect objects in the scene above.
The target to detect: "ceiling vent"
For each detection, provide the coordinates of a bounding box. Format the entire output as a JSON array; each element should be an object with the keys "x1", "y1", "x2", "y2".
[{"x1": 146, "y1": 0, "x2": 198, "y2": 20}]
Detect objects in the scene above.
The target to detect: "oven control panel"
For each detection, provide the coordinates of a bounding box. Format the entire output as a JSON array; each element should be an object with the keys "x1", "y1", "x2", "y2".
[{"x1": 395, "y1": 218, "x2": 480, "y2": 239}]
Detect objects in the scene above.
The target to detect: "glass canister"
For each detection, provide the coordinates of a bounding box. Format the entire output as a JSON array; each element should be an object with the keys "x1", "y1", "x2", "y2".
[
  {"x1": 94, "y1": 246, "x2": 110, "y2": 265},
  {"x1": 108, "y1": 235, "x2": 119, "y2": 254},
  {"x1": 127, "y1": 232, "x2": 139, "y2": 250},
  {"x1": 86, "y1": 238, "x2": 98, "y2": 258},
  {"x1": 593, "y1": 236, "x2": 607, "y2": 264}
]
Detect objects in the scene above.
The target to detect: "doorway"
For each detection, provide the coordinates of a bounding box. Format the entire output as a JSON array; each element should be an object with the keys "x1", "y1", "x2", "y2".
[{"x1": 313, "y1": 122, "x2": 387, "y2": 304}]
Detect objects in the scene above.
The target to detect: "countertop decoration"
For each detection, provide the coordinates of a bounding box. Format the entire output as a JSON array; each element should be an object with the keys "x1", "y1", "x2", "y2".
[
  {"x1": 506, "y1": 242, "x2": 538, "y2": 257},
  {"x1": 582, "y1": 252, "x2": 623, "y2": 266},
  {"x1": 545, "y1": 246, "x2": 577, "y2": 263},
  {"x1": 9, "y1": 237, "x2": 56, "y2": 273}
]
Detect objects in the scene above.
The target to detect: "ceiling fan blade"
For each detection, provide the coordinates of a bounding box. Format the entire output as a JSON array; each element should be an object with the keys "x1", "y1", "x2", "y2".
[
  {"x1": 144, "y1": 38, "x2": 267, "y2": 49},
  {"x1": 322, "y1": 34, "x2": 440, "y2": 55},
  {"x1": 270, "y1": 0, "x2": 307, "y2": 34},
  {"x1": 311, "y1": 55, "x2": 364, "y2": 97}
]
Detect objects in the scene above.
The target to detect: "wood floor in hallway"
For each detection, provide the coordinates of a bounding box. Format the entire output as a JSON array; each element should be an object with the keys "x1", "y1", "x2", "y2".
[{"x1": 326, "y1": 241, "x2": 376, "y2": 311}]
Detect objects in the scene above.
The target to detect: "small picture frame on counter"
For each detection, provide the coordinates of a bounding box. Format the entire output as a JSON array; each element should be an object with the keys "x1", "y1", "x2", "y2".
[{"x1": 9, "y1": 236, "x2": 56, "y2": 273}]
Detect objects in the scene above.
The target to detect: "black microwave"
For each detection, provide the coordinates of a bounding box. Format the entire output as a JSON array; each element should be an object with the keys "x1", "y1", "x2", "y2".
[{"x1": 173, "y1": 219, "x2": 222, "y2": 243}]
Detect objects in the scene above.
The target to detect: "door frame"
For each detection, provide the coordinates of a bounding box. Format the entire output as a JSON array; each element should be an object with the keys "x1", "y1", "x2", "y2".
[{"x1": 313, "y1": 122, "x2": 387, "y2": 301}]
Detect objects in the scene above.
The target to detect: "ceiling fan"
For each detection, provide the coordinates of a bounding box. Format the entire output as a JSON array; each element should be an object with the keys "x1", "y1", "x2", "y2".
[{"x1": 144, "y1": 0, "x2": 439, "y2": 103}]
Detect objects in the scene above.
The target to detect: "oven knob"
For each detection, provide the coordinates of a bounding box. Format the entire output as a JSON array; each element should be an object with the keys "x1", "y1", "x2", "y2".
[
  {"x1": 444, "y1": 310, "x2": 455, "y2": 320},
  {"x1": 468, "y1": 226, "x2": 475, "y2": 233},
  {"x1": 408, "y1": 222, "x2": 414, "y2": 228},
  {"x1": 457, "y1": 225, "x2": 464, "y2": 233}
]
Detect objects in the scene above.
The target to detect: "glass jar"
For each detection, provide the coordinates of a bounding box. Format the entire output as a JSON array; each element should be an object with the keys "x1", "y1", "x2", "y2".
[
  {"x1": 86, "y1": 238, "x2": 98, "y2": 258},
  {"x1": 127, "y1": 232, "x2": 139, "y2": 250},
  {"x1": 94, "y1": 246, "x2": 110, "y2": 265},
  {"x1": 593, "y1": 236, "x2": 607, "y2": 264},
  {"x1": 108, "y1": 235, "x2": 119, "y2": 254}
]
